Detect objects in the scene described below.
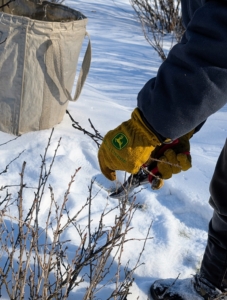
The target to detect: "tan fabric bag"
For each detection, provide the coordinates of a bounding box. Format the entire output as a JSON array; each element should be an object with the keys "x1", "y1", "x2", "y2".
[{"x1": 0, "y1": 0, "x2": 91, "y2": 135}]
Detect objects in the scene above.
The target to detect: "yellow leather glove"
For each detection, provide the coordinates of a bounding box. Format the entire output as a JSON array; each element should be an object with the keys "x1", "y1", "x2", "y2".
[
  {"x1": 151, "y1": 130, "x2": 194, "y2": 180},
  {"x1": 98, "y1": 108, "x2": 161, "y2": 181}
]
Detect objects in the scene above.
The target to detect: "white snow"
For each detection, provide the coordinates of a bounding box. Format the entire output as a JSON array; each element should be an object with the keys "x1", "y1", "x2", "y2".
[{"x1": 0, "y1": 0, "x2": 226, "y2": 299}]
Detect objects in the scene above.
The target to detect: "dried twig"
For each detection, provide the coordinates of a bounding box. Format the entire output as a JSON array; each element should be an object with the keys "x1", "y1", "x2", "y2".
[
  {"x1": 0, "y1": 150, "x2": 25, "y2": 175},
  {"x1": 66, "y1": 110, "x2": 103, "y2": 147},
  {"x1": 130, "y1": 0, "x2": 184, "y2": 60},
  {"x1": 0, "y1": 136, "x2": 20, "y2": 147},
  {"x1": 0, "y1": 129, "x2": 152, "y2": 299},
  {"x1": 0, "y1": 0, "x2": 15, "y2": 9}
]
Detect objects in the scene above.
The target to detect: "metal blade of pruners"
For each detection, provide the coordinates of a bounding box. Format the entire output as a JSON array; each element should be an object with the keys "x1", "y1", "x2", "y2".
[
  {"x1": 109, "y1": 139, "x2": 180, "y2": 199},
  {"x1": 109, "y1": 164, "x2": 163, "y2": 199}
]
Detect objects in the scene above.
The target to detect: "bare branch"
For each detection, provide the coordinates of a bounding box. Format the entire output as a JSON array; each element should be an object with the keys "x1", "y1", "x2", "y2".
[
  {"x1": 0, "y1": 150, "x2": 25, "y2": 175},
  {"x1": 66, "y1": 110, "x2": 103, "y2": 148},
  {"x1": 130, "y1": 0, "x2": 184, "y2": 61},
  {"x1": 0, "y1": 0, "x2": 14, "y2": 9}
]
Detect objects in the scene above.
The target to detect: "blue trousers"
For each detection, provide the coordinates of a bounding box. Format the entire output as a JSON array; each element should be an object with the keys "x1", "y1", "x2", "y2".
[{"x1": 200, "y1": 139, "x2": 227, "y2": 290}]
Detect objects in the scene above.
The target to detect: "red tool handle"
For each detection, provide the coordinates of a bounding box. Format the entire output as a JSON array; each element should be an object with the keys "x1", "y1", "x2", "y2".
[{"x1": 146, "y1": 139, "x2": 190, "y2": 183}]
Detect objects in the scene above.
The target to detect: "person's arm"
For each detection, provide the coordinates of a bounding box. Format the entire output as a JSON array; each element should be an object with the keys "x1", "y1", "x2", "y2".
[{"x1": 138, "y1": 0, "x2": 227, "y2": 140}]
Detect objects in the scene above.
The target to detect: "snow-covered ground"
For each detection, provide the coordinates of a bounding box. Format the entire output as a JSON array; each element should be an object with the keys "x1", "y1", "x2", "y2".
[{"x1": 0, "y1": 0, "x2": 227, "y2": 299}]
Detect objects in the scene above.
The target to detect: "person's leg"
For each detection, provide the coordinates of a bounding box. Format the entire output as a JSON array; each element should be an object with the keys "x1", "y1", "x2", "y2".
[
  {"x1": 200, "y1": 139, "x2": 227, "y2": 290},
  {"x1": 150, "y1": 140, "x2": 227, "y2": 299}
]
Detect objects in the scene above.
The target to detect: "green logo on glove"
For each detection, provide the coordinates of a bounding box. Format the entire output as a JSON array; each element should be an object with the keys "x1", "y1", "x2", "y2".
[{"x1": 112, "y1": 133, "x2": 128, "y2": 150}]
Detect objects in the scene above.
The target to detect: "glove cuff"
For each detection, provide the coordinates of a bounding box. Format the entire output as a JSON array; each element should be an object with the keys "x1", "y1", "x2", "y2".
[{"x1": 131, "y1": 108, "x2": 161, "y2": 147}]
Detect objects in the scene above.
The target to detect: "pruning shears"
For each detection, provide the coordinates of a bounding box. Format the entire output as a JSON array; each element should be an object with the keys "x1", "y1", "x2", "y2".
[{"x1": 109, "y1": 139, "x2": 181, "y2": 199}]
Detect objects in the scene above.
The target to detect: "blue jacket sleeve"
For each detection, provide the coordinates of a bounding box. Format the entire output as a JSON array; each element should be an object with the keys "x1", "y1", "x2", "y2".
[{"x1": 137, "y1": 0, "x2": 227, "y2": 140}]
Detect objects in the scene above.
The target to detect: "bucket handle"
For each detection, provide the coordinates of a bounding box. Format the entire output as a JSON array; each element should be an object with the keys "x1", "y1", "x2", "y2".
[{"x1": 47, "y1": 32, "x2": 91, "y2": 102}]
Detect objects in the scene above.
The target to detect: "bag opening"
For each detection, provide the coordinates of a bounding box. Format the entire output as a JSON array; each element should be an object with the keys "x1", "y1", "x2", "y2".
[{"x1": 0, "y1": 0, "x2": 86, "y2": 22}]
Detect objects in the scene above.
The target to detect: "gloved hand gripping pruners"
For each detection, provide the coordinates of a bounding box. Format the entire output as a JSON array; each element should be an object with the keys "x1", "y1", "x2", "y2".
[{"x1": 109, "y1": 140, "x2": 180, "y2": 199}]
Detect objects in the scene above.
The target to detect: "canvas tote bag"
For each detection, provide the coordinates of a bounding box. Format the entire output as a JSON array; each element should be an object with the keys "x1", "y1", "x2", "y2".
[{"x1": 0, "y1": 0, "x2": 91, "y2": 135}]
